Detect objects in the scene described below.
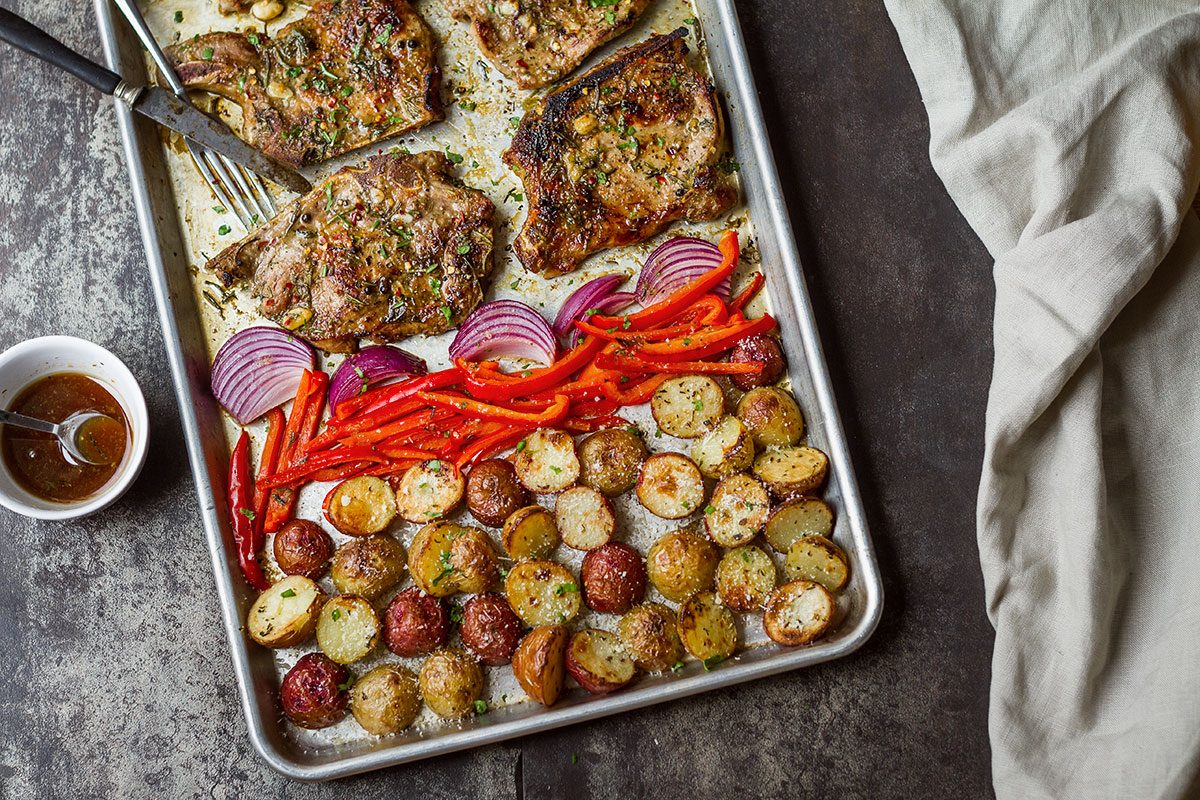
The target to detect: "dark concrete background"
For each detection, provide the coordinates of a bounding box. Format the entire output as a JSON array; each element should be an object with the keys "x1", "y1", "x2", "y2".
[{"x1": 0, "y1": 1, "x2": 996, "y2": 797}]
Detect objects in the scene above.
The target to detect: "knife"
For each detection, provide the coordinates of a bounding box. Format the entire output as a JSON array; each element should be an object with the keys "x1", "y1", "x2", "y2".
[{"x1": 0, "y1": 8, "x2": 312, "y2": 196}]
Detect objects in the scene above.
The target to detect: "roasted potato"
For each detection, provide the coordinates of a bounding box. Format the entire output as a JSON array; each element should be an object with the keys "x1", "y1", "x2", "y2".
[
  {"x1": 785, "y1": 535, "x2": 850, "y2": 592},
  {"x1": 514, "y1": 428, "x2": 580, "y2": 493},
  {"x1": 737, "y1": 387, "x2": 804, "y2": 448},
  {"x1": 273, "y1": 519, "x2": 334, "y2": 579},
  {"x1": 578, "y1": 428, "x2": 647, "y2": 496},
  {"x1": 350, "y1": 664, "x2": 421, "y2": 735},
  {"x1": 565, "y1": 628, "x2": 636, "y2": 695},
  {"x1": 505, "y1": 560, "x2": 582, "y2": 626},
  {"x1": 465, "y1": 459, "x2": 529, "y2": 527},
  {"x1": 317, "y1": 595, "x2": 381, "y2": 664},
  {"x1": 764, "y1": 497, "x2": 834, "y2": 552},
  {"x1": 636, "y1": 452, "x2": 705, "y2": 519},
  {"x1": 280, "y1": 652, "x2": 350, "y2": 729},
  {"x1": 763, "y1": 580, "x2": 835, "y2": 646},
  {"x1": 323, "y1": 476, "x2": 397, "y2": 536},
  {"x1": 419, "y1": 648, "x2": 484, "y2": 718},
  {"x1": 716, "y1": 546, "x2": 777, "y2": 611},
  {"x1": 677, "y1": 591, "x2": 738, "y2": 664},
  {"x1": 460, "y1": 593, "x2": 524, "y2": 666},
  {"x1": 382, "y1": 587, "x2": 449, "y2": 657},
  {"x1": 646, "y1": 529, "x2": 719, "y2": 602},
  {"x1": 555, "y1": 486, "x2": 615, "y2": 550},
  {"x1": 651, "y1": 375, "x2": 724, "y2": 438},
  {"x1": 581, "y1": 542, "x2": 647, "y2": 614},
  {"x1": 704, "y1": 473, "x2": 771, "y2": 547},
  {"x1": 752, "y1": 446, "x2": 829, "y2": 498},
  {"x1": 247, "y1": 575, "x2": 325, "y2": 648},
  {"x1": 618, "y1": 603, "x2": 683, "y2": 672},
  {"x1": 408, "y1": 522, "x2": 500, "y2": 597},
  {"x1": 330, "y1": 534, "x2": 407, "y2": 600},
  {"x1": 512, "y1": 625, "x2": 569, "y2": 706},
  {"x1": 691, "y1": 416, "x2": 755, "y2": 480},
  {"x1": 395, "y1": 459, "x2": 465, "y2": 523},
  {"x1": 728, "y1": 334, "x2": 786, "y2": 391},
  {"x1": 502, "y1": 505, "x2": 560, "y2": 560}
]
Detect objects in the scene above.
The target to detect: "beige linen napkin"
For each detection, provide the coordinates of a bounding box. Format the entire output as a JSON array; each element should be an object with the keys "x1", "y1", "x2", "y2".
[{"x1": 884, "y1": 3, "x2": 1200, "y2": 797}]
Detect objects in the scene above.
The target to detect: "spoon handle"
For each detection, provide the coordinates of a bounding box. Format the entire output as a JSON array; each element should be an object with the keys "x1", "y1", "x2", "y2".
[{"x1": 0, "y1": 409, "x2": 59, "y2": 435}]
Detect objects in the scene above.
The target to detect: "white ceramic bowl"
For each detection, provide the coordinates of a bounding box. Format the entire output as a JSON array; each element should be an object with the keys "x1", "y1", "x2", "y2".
[{"x1": 0, "y1": 336, "x2": 149, "y2": 520}]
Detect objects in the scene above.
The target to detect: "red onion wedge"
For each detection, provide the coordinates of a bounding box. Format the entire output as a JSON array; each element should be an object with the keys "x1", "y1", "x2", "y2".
[
  {"x1": 636, "y1": 236, "x2": 731, "y2": 306},
  {"x1": 449, "y1": 300, "x2": 558, "y2": 366},
  {"x1": 328, "y1": 345, "x2": 428, "y2": 414},
  {"x1": 211, "y1": 326, "x2": 316, "y2": 424},
  {"x1": 553, "y1": 275, "x2": 638, "y2": 346}
]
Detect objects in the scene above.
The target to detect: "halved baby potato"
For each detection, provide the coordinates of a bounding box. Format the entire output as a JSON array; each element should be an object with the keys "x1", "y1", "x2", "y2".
[
  {"x1": 784, "y1": 535, "x2": 850, "y2": 592},
  {"x1": 350, "y1": 664, "x2": 421, "y2": 736},
  {"x1": 763, "y1": 579, "x2": 835, "y2": 646},
  {"x1": 555, "y1": 486, "x2": 615, "y2": 551},
  {"x1": 704, "y1": 473, "x2": 771, "y2": 547},
  {"x1": 764, "y1": 497, "x2": 834, "y2": 553},
  {"x1": 512, "y1": 625, "x2": 569, "y2": 706},
  {"x1": 505, "y1": 560, "x2": 582, "y2": 626},
  {"x1": 565, "y1": 628, "x2": 636, "y2": 695},
  {"x1": 409, "y1": 522, "x2": 500, "y2": 597},
  {"x1": 316, "y1": 595, "x2": 381, "y2": 664},
  {"x1": 646, "y1": 528, "x2": 719, "y2": 602},
  {"x1": 677, "y1": 591, "x2": 738, "y2": 664},
  {"x1": 753, "y1": 446, "x2": 829, "y2": 498},
  {"x1": 736, "y1": 387, "x2": 804, "y2": 448},
  {"x1": 514, "y1": 428, "x2": 580, "y2": 493},
  {"x1": 651, "y1": 375, "x2": 724, "y2": 438},
  {"x1": 691, "y1": 416, "x2": 755, "y2": 480},
  {"x1": 716, "y1": 546, "x2": 777, "y2": 612},
  {"x1": 618, "y1": 602, "x2": 683, "y2": 673},
  {"x1": 578, "y1": 428, "x2": 647, "y2": 496},
  {"x1": 330, "y1": 534, "x2": 407, "y2": 600},
  {"x1": 502, "y1": 505, "x2": 560, "y2": 560},
  {"x1": 247, "y1": 575, "x2": 325, "y2": 648},
  {"x1": 395, "y1": 459, "x2": 465, "y2": 523},
  {"x1": 419, "y1": 648, "x2": 484, "y2": 719},
  {"x1": 323, "y1": 476, "x2": 396, "y2": 536},
  {"x1": 637, "y1": 452, "x2": 705, "y2": 519}
]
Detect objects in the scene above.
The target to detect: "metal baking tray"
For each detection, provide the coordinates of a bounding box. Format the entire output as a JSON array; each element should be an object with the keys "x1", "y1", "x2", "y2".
[{"x1": 96, "y1": 0, "x2": 883, "y2": 780}]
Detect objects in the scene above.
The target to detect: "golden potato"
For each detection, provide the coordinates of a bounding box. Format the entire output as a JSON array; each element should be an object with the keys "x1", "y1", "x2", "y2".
[
  {"x1": 677, "y1": 591, "x2": 738, "y2": 664},
  {"x1": 502, "y1": 505, "x2": 560, "y2": 561},
  {"x1": 737, "y1": 387, "x2": 804, "y2": 448},
  {"x1": 715, "y1": 546, "x2": 777, "y2": 611},
  {"x1": 247, "y1": 575, "x2": 325, "y2": 648},
  {"x1": 323, "y1": 476, "x2": 396, "y2": 536},
  {"x1": 395, "y1": 459, "x2": 465, "y2": 523},
  {"x1": 618, "y1": 603, "x2": 683, "y2": 672},
  {"x1": 512, "y1": 625, "x2": 569, "y2": 706},
  {"x1": 691, "y1": 416, "x2": 754, "y2": 480},
  {"x1": 578, "y1": 428, "x2": 647, "y2": 496},
  {"x1": 555, "y1": 486, "x2": 615, "y2": 551},
  {"x1": 752, "y1": 446, "x2": 829, "y2": 498},
  {"x1": 316, "y1": 595, "x2": 381, "y2": 664},
  {"x1": 764, "y1": 497, "x2": 834, "y2": 553},
  {"x1": 784, "y1": 535, "x2": 850, "y2": 592},
  {"x1": 514, "y1": 429, "x2": 580, "y2": 493},
  {"x1": 330, "y1": 535, "x2": 407, "y2": 600},
  {"x1": 636, "y1": 453, "x2": 705, "y2": 519},
  {"x1": 505, "y1": 560, "x2": 582, "y2": 626},
  {"x1": 763, "y1": 580, "x2": 835, "y2": 646},
  {"x1": 408, "y1": 522, "x2": 500, "y2": 597},
  {"x1": 704, "y1": 473, "x2": 771, "y2": 547},
  {"x1": 350, "y1": 664, "x2": 421, "y2": 735},
  {"x1": 645, "y1": 529, "x2": 719, "y2": 602},
  {"x1": 419, "y1": 649, "x2": 484, "y2": 718},
  {"x1": 651, "y1": 375, "x2": 724, "y2": 438}
]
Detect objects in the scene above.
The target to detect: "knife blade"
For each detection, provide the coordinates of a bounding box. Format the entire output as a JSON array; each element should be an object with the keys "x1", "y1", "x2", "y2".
[{"x1": 118, "y1": 83, "x2": 313, "y2": 196}]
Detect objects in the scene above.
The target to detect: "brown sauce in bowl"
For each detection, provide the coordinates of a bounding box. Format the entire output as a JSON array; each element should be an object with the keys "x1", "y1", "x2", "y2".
[{"x1": 1, "y1": 373, "x2": 129, "y2": 503}]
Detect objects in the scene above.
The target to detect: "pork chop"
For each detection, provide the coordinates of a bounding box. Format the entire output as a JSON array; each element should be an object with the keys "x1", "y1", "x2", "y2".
[
  {"x1": 450, "y1": 0, "x2": 652, "y2": 89},
  {"x1": 208, "y1": 152, "x2": 496, "y2": 352},
  {"x1": 503, "y1": 28, "x2": 737, "y2": 276},
  {"x1": 169, "y1": 0, "x2": 443, "y2": 168}
]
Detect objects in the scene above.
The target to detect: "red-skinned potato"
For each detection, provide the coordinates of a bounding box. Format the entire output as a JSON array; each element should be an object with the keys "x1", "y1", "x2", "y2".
[
  {"x1": 729, "y1": 334, "x2": 786, "y2": 390},
  {"x1": 280, "y1": 652, "x2": 350, "y2": 729},
  {"x1": 466, "y1": 459, "x2": 530, "y2": 527},
  {"x1": 460, "y1": 593, "x2": 524, "y2": 666},
  {"x1": 512, "y1": 625, "x2": 568, "y2": 706},
  {"x1": 565, "y1": 628, "x2": 635, "y2": 695},
  {"x1": 581, "y1": 542, "x2": 647, "y2": 614},
  {"x1": 383, "y1": 587, "x2": 449, "y2": 657},
  {"x1": 273, "y1": 520, "x2": 334, "y2": 580}
]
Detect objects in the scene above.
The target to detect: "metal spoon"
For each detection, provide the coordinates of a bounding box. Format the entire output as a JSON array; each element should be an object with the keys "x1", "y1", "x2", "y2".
[{"x1": 0, "y1": 409, "x2": 121, "y2": 466}]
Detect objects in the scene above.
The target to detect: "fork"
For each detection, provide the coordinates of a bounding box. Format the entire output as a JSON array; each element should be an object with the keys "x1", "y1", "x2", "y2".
[{"x1": 112, "y1": 0, "x2": 277, "y2": 231}]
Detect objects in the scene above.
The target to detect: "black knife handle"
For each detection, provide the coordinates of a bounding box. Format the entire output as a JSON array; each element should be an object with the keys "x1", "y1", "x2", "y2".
[{"x1": 0, "y1": 8, "x2": 121, "y2": 95}]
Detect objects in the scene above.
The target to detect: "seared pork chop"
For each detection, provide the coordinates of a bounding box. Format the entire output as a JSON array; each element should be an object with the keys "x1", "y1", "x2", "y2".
[
  {"x1": 503, "y1": 28, "x2": 736, "y2": 276},
  {"x1": 209, "y1": 152, "x2": 495, "y2": 352},
  {"x1": 451, "y1": 0, "x2": 652, "y2": 89},
  {"x1": 169, "y1": 0, "x2": 442, "y2": 168}
]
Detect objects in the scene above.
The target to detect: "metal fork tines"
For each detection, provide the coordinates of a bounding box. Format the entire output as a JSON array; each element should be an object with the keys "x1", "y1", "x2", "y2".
[{"x1": 113, "y1": 0, "x2": 275, "y2": 232}]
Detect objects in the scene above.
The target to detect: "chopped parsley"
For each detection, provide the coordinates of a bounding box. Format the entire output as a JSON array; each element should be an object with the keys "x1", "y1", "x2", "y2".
[
  {"x1": 704, "y1": 505, "x2": 715, "y2": 515},
  {"x1": 474, "y1": 699, "x2": 488, "y2": 714},
  {"x1": 337, "y1": 677, "x2": 355, "y2": 691},
  {"x1": 331, "y1": 609, "x2": 341, "y2": 620},
  {"x1": 441, "y1": 305, "x2": 453, "y2": 323},
  {"x1": 201, "y1": 47, "x2": 214, "y2": 60},
  {"x1": 702, "y1": 654, "x2": 725, "y2": 671},
  {"x1": 428, "y1": 459, "x2": 442, "y2": 472},
  {"x1": 173, "y1": 10, "x2": 183, "y2": 23},
  {"x1": 280, "y1": 588, "x2": 296, "y2": 598},
  {"x1": 237, "y1": 507, "x2": 255, "y2": 520},
  {"x1": 456, "y1": 243, "x2": 471, "y2": 255},
  {"x1": 446, "y1": 151, "x2": 465, "y2": 164},
  {"x1": 554, "y1": 582, "x2": 578, "y2": 596},
  {"x1": 515, "y1": 439, "x2": 527, "y2": 452},
  {"x1": 218, "y1": 224, "x2": 231, "y2": 236},
  {"x1": 248, "y1": 33, "x2": 260, "y2": 46},
  {"x1": 374, "y1": 23, "x2": 393, "y2": 45},
  {"x1": 671, "y1": 661, "x2": 684, "y2": 673}
]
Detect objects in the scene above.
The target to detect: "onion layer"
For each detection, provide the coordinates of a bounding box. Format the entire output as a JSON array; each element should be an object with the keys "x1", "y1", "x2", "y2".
[
  {"x1": 449, "y1": 300, "x2": 558, "y2": 366},
  {"x1": 553, "y1": 275, "x2": 638, "y2": 346},
  {"x1": 211, "y1": 327, "x2": 316, "y2": 424},
  {"x1": 328, "y1": 345, "x2": 427, "y2": 413},
  {"x1": 636, "y1": 237, "x2": 731, "y2": 306}
]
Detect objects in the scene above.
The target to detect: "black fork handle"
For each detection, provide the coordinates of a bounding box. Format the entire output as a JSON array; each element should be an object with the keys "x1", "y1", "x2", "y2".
[{"x1": 0, "y1": 7, "x2": 121, "y2": 95}]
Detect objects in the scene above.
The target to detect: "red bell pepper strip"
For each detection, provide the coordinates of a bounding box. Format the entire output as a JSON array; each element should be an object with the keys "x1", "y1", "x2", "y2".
[
  {"x1": 376, "y1": 445, "x2": 442, "y2": 461},
  {"x1": 458, "y1": 336, "x2": 605, "y2": 402},
  {"x1": 729, "y1": 273, "x2": 765, "y2": 313},
  {"x1": 364, "y1": 459, "x2": 420, "y2": 478},
  {"x1": 309, "y1": 461, "x2": 374, "y2": 483},
  {"x1": 570, "y1": 398, "x2": 621, "y2": 418},
  {"x1": 635, "y1": 314, "x2": 777, "y2": 362},
  {"x1": 456, "y1": 428, "x2": 528, "y2": 469},
  {"x1": 596, "y1": 351, "x2": 762, "y2": 375},
  {"x1": 418, "y1": 391, "x2": 571, "y2": 426},
  {"x1": 228, "y1": 430, "x2": 270, "y2": 591},
  {"x1": 259, "y1": 446, "x2": 387, "y2": 490},
  {"x1": 263, "y1": 370, "x2": 316, "y2": 534},
  {"x1": 251, "y1": 407, "x2": 286, "y2": 527},
  {"x1": 611, "y1": 373, "x2": 669, "y2": 405},
  {"x1": 562, "y1": 415, "x2": 635, "y2": 433},
  {"x1": 334, "y1": 367, "x2": 464, "y2": 421},
  {"x1": 590, "y1": 231, "x2": 738, "y2": 331}
]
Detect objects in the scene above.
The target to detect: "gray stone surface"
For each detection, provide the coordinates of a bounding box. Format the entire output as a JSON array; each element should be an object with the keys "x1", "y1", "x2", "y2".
[{"x1": 0, "y1": 1, "x2": 995, "y2": 798}]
